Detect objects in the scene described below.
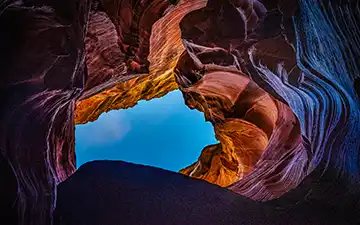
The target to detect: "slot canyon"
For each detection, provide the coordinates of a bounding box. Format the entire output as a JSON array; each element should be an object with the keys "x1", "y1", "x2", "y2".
[{"x1": 0, "y1": 0, "x2": 360, "y2": 224}]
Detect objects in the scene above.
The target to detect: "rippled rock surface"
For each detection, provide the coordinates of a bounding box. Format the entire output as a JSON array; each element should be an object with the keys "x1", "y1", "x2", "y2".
[{"x1": 0, "y1": 0, "x2": 360, "y2": 224}]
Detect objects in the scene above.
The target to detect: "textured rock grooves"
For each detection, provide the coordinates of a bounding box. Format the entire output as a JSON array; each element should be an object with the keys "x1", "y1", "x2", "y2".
[
  {"x1": 177, "y1": 65, "x2": 304, "y2": 198},
  {"x1": 75, "y1": 0, "x2": 207, "y2": 124},
  {"x1": 0, "y1": 0, "x2": 360, "y2": 225},
  {"x1": 174, "y1": 0, "x2": 309, "y2": 199}
]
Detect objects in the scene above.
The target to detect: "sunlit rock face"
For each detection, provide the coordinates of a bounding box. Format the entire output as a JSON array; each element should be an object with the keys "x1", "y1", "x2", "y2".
[
  {"x1": 177, "y1": 69, "x2": 296, "y2": 189},
  {"x1": 75, "y1": 72, "x2": 178, "y2": 124},
  {"x1": 1, "y1": 0, "x2": 360, "y2": 224},
  {"x1": 75, "y1": 0, "x2": 207, "y2": 124}
]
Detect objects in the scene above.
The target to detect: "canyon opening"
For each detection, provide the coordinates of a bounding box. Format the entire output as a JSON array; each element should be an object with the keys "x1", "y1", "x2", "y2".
[{"x1": 75, "y1": 90, "x2": 217, "y2": 172}]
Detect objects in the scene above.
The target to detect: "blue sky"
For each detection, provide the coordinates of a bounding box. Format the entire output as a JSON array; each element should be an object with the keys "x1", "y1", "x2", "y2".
[{"x1": 75, "y1": 90, "x2": 218, "y2": 172}]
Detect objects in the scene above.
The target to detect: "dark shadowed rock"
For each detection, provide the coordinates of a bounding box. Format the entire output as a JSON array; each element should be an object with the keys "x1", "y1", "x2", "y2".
[
  {"x1": 0, "y1": 154, "x2": 18, "y2": 225},
  {"x1": 54, "y1": 160, "x2": 357, "y2": 225}
]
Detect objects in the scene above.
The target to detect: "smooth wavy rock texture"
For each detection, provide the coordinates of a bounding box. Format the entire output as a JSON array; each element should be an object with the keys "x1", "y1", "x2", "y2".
[
  {"x1": 0, "y1": 0, "x2": 360, "y2": 224},
  {"x1": 75, "y1": 0, "x2": 206, "y2": 124}
]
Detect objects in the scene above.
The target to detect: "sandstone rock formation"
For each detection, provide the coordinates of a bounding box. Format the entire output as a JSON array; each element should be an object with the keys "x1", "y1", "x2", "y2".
[
  {"x1": 75, "y1": 0, "x2": 207, "y2": 124},
  {"x1": 1, "y1": 0, "x2": 360, "y2": 224}
]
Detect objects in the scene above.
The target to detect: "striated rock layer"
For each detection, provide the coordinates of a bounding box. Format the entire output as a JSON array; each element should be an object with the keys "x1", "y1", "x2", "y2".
[
  {"x1": 75, "y1": 0, "x2": 207, "y2": 124},
  {"x1": 0, "y1": 0, "x2": 360, "y2": 225},
  {"x1": 75, "y1": 71, "x2": 178, "y2": 124},
  {"x1": 0, "y1": 0, "x2": 174, "y2": 224},
  {"x1": 175, "y1": 0, "x2": 360, "y2": 205},
  {"x1": 177, "y1": 67, "x2": 302, "y2": 194},
  {"x1": 173, "y1": 0, "x2": 309, "y2": 198}
]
